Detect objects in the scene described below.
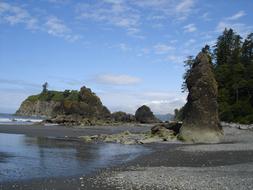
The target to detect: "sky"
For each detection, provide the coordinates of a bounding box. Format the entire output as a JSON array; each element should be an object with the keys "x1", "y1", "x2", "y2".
[{"x1": 0, "y1": 0, "x2": 253, "y2": 114}]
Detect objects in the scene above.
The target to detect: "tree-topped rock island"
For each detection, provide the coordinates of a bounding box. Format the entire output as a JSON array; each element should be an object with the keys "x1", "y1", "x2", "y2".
[
  {"x1": 16, "y1": 84, "x2": 162, "y2": 126},
  {"x1": 179, "y1": 51, "x2": 223, "y2": 143},
  {"x1": 16, "y1": 85, "x2": 111, "y2": 125}
]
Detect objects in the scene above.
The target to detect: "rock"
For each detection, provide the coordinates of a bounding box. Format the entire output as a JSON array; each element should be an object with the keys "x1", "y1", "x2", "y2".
[
  {"x1": 138, "y1": 136, "x2": 164, "y2": 144},
  {"x1": 80, "y1": 136, "x2": 93, "y2": 143},
  {"x1": 16, "y1": 86, "x2": 111, "y2": 125},
  {"x1": 179, "y1": 52, "x2": 223, "y2": 143},
  {"x1": 79, "y1": 128, "x2": 177, "y2": 145},
  {"x1": 111, "y1": 111, "x2": 136, "y2": 123},
  {"x1": 152, "y1": 122, "x2": 183, "y2": 135},
  {"x1": 135, "y1": 105, "x2": 160, "y2": 124},
  {"x1": 16, "y1": 100, "x2": 61, "y2": 117},
  {"x1": 166, "y1": 122, "x2": 183, "y2": 134},
  {"x1": 151, "y1": 124, "x2": 175, "y2": 141}
]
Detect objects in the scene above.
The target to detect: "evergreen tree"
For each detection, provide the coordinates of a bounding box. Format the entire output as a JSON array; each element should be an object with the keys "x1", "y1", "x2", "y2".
[
  {"x1": 213, "y1": 28, "x2": 253, "y2": 123},
  {"x1": 182, "y1": 56, "x2": 194, "y2": 92},
  {"x1": 42, "y1": 82, "x2": 48, "y2": 93}
]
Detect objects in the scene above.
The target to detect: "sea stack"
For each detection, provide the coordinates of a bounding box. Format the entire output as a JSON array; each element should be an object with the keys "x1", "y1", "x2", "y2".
[
  {"x1": 179, "y1": 52, "x2": 223, "y2": 143},
  {"x1": 135, "y1": 105, "x2": 160, "y2": 123}
]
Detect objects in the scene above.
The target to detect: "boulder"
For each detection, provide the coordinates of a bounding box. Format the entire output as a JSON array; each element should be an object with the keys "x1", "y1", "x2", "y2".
[
  {"x1": 179, "y1": 52, "x2": 223, "y2": 143},
  {"x1": 152, "y1": 122, "x2": 182, "y2": 135},
  {"x1": 150, "y1": 124, "x2": 175, "y2": 141},
  {"x1": 135, "y1": 105, "x2": 160, "y2": 123},
  {"x1": 111, "y1": 111, "x2": 136, "y2": 122}
]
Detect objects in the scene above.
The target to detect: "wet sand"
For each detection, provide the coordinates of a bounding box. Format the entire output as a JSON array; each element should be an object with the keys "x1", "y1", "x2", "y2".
[
  {"x1": 0, "y1": 124, "x2": 152, "y2": 137},
  {"x1": 1, "y1": 125, "x2": 253, "y2": 190}
]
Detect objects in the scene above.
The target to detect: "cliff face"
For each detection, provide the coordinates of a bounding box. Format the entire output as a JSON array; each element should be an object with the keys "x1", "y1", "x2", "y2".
[
  {"x1": 16, "y1": 100, "x2": 60, "y2": 117},
  {"x1": 16, "y1": 86, "x2": 111, "y2": 120}
]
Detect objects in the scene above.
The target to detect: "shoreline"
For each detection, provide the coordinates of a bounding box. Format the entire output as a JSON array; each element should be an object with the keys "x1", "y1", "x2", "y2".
[
  {"x1": 0, "y1": 124, "x2": 152, "y2": 138},
  {"x1": 1, "y1": 125, "x2": 253, "y2": 189}
]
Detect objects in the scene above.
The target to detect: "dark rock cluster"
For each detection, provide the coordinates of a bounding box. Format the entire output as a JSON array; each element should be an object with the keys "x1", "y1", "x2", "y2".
[
  {"x1": 16, "y1": 87, "x2": 160, "y2": 125},
  {"x1": 111, "y1": 111, "x2": 136, "y2": 123}
]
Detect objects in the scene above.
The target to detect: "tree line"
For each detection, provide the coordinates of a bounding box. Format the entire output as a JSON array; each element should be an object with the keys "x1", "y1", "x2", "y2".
[{"x1": 175, "y1": 28, "x2": 253, "y2": 124}]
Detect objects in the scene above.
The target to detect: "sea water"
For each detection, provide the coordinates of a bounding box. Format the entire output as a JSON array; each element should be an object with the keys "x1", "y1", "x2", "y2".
[
  {"x1": 0, "y1": 133, "x2": 149, "y2": 182},
  {"x1": 0, "y1": 113, "x2": 43, "y2": 125}
]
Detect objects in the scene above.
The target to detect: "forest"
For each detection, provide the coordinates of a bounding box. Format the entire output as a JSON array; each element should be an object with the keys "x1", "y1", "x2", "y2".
[{"x1": 176, "y1": 28, "x2": 253, "y2": 124}]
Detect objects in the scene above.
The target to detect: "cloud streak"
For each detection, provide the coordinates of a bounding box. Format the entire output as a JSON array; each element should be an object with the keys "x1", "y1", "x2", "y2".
[
  {"x1": 154, "y1": 43, "x2": 174, "y2": 54},
  {"x1": 95, "y1": 74, "x2": 141, "y2": 85},
  {"x1": 226, "y1": 10, "x2": 245, "y2": 21},
  {"x1": 76, "y1": 1, "x2": 140, "y2": 36},
  {"x1": 0, "y1": 78, "x2": 41, "y2": 88},
  {"x1": 184, "y1": 23, "x2": 197, "y2": 32},
  {"x1": 45, "y1": 16, "x2": 81, "y2": 42}
]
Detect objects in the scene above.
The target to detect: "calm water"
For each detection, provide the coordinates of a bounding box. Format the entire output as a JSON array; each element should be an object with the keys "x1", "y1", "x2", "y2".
[{"x1": 0, "y1": 133, "x2": 149, "y2": 182}]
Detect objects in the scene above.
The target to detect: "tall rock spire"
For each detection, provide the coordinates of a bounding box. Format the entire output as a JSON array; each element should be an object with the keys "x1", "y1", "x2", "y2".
[{"x1": 179, "y1": 52, "x2": 223, "y2": 143}]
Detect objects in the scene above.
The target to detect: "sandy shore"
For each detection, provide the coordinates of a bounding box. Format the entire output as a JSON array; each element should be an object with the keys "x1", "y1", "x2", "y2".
[
  {"x1": 1, "y1": 125, "x2": 253, "y2": 189},
  {"x1": 0, "y1": 124, "x2": 152, "y2": 137}
]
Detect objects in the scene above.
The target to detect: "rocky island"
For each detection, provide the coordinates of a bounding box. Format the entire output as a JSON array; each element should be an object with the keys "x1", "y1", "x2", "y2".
[
  {"x1": 16, "y1": 84, "x2": 161, "y2": 126},
  {"x1": 16, "y1": 85, "x2": 111, "y2": 125}
]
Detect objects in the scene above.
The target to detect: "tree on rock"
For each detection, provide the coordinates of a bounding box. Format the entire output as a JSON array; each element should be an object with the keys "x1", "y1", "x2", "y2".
[
  {"x1": 42, "y1": 82, "x2": 48, "y2": 93},
  {"x1": 135, "y1": 105, "x2": 160, "y2": 123},
  {"x1": 179, "y1": 52, "x2": 223, "y2": 143}
]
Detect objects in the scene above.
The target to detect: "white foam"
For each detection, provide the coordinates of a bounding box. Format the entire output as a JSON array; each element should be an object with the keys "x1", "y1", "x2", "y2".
[
  {"x1": 0, "y1": 118, "x2": 11, "y2": 122},
  {"x1": 0, "y1": 117, "x2": 42, "y2": 124}
]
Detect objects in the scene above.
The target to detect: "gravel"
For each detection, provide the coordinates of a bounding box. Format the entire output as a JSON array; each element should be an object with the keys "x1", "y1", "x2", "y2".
[
  {"x1": 103, "y1": 164, "x2": 253, "y2": 190},
  {"x1": 93, "y1": 126, "x2": 253, "y2": 190}
]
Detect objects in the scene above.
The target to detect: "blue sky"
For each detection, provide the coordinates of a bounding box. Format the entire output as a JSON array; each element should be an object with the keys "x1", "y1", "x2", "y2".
[{"x1": 0, "y1": 0, "x2": 253, "y2": 114}]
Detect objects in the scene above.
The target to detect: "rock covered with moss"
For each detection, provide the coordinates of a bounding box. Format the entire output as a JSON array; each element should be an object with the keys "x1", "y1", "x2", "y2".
[
  {"x1": 135, "y1": 105, "x2": 160, "y2": 124},
  {"x1": 111, "y1": 111, "x2": 136, "y2": 123},
  {"x1": 179, "y1": 52, "x2": 223, "y2": 143},
  {"x1": 16, "y1": 86, "x2": 111, "y2": 124}
]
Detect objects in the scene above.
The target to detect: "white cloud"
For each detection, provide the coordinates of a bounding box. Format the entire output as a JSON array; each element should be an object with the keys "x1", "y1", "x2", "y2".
[
  {"x1": 201, "y1": 12, "x2": 211, "y2": 21},
  {"x1": 0, "y1": 78, "x2": 41, "y2": 88},
  {"x1": 45, "y1": 16, "x2": 81, "y2": 42},
  {"x1": 76, "y1": 1, "x2": 140, "y2": 36},
  {"x1": 118, "y1": 43, "x2": 132, "y2": 52},
  {"x1": 47, "y1": 0, "x2": 70, "y2": 4},
  {"x1": 184, "y1": 38, "x2": 196, "y2": 46},
  {"x1": 76, "y1": 0, "x2": 196, "y2": 37},
  {"x1": 45, "y1": 16, "x2": 70, "y2": 36},
  {"x1": 0, "y1": 2, "x2": 38, "y2": 29},
  {"x1": 226, "y1": 10, "x2": 245, "y2": 21},
  {"x1": 144, "y1": 98, "x2": 185, "y2": 114},
  {"x1": 95, "y1": 74, "x2": 141, "y2": 85},
  {"x1": 166, "y1": 55, "x2": 184, "y2": 64},
  {"x1": 154, "y1": 43, "x2": 174, "y2": 54},
  {"x1": 175, "y1": 0, "x2": 195, "y2": 19},
  {"x1": 183, "y1": 23, "x2": 197, "y2": 32},
  {"x1": 216, "y1": 10, "x2": 252, "y2": 38},
  {"x1": 98, "y1": 90, "x2": 186, "y2": 114},
  {"x1": 216, "y1": 21, "x2": 253, "y2": 37},
  {"x1": 0, "y1": 90, "x2": 34, "y2": 113},
  {"x1": 133, "y1": 0, "x2": 195, "y2": 20},
  {"x1": 0, "y1": 2, "x2": 81, "y2": 42}
]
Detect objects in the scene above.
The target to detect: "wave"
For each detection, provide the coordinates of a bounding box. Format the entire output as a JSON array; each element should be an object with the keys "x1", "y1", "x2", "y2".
[{"x1": 0, "y1": 114, "x2": 43, "y2": 125}]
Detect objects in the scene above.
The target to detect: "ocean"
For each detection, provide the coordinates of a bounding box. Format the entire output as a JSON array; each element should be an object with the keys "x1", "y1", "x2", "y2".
[{"x1": 0, "y1": 113, "x2": 43, "y2": 125}]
